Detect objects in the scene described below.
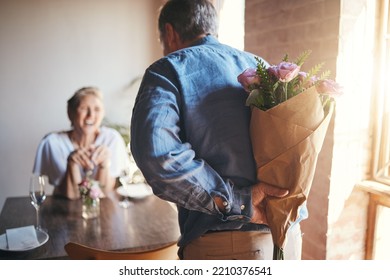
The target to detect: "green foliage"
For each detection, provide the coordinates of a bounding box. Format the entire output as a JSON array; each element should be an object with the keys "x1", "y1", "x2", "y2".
[
  {"x1": 294, "y1": 49, "x2": 312, "y2": 66},
  {"x1": 317, "y1": 69, "x2": 331, "y2": 80},
  {"x1": 248, "y1": 50, "x2": 330, "y2": 110},
  {"x1": 307, "y1": 62, "x2": 324, "y2": 77},
  {"x1": 253, "y1": 57, "x2": 277, "y2": 110},
  {"x1": 102, "y1": 119, "x2": 130, "y2": 145}
]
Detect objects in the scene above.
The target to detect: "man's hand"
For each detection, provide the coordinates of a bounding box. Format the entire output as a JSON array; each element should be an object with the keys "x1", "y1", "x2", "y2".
[{"x1": 251, "y1": 182, "x2": 288, "y2": 225}]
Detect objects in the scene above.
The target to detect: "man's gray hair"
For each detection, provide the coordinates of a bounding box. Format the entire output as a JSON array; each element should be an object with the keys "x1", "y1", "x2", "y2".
[{"x1": 158, "y1": 0, "x2": 218, "y2": 43}]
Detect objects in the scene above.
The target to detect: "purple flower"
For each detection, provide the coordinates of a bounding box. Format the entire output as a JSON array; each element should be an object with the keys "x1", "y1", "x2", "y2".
[
  {"x1": 275, "y1": 62, "x2": 300, "y2": 82},
  {"x1": 298, "y1": 72, "x2": 318, "y2": 89},
  {"x1": 89, "y1": 184, "x2": 102, "y2": 200},
  {"x1": 267, "y1": 65, "x2": 279, "y2": 78},
  {"x1": 79, "y1": 178, "x2": 102, "y2": 200},
  {"x1": 237, "y1": 68, "x2": 261, "y2": 92},
  {"x1": 316, "y1": 79, "x2": 343, "y2": 97}
]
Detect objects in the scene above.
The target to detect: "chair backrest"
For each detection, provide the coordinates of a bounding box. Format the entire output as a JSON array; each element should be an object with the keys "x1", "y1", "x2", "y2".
[{"x1": 64, "y1": 241, "x2": 178, "y2": 260}]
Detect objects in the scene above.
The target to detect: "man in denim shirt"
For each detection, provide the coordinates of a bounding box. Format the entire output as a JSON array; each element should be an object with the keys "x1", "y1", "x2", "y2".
[{"x1": 131, "y1": 0, "x2": 302, "y2": 260}]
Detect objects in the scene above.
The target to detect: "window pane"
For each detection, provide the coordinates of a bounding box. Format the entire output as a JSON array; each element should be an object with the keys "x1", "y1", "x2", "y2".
[
  {"x1": 217, "y1": 0, "x2": 245, "y2": 50},
  {"x1": 374, "y1": 1, "x2": 390, "y2": 184},
  {"x1": 373, "y1": 205, "x2": 390, "y2": 259}
]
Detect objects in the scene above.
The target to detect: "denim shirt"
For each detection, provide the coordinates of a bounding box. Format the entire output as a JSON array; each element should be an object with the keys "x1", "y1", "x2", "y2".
[{"x1": 131, "y1": 35, "x2": 303, "y2": 248}]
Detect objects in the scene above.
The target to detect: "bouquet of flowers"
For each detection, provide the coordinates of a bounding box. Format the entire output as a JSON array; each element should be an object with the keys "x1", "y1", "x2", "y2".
[
  {"x1": 79, "y1": 171, "x2": 103, "y2": 205},
  {"x1": 237, "y1": 50, "x2": 342, "y2": 260},
  {"x1": 79, "y1": 180, "x2": 102, "y2": 201}
]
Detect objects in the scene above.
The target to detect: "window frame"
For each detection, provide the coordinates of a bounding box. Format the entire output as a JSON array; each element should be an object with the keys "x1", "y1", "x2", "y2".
[
  {"x1": 372, "y1": 0, "x2": 390, "y2": 185},
  {"x1": 363, "y1": 0, "x2": 390, "y2": 260}
]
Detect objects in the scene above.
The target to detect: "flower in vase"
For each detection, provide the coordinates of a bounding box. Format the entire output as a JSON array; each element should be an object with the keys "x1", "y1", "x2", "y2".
[{"x1": 78, "y1": 177, "x2": 103, "y2": 201}]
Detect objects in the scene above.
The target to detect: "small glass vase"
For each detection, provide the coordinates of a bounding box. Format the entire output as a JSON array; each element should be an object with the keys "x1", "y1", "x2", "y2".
[{"x1": 82, "y1": 196, "x2": 100, "y2": 219}]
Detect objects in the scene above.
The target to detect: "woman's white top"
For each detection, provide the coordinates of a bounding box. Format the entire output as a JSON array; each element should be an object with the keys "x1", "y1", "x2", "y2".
[{"x1": 32, "y1": 126, "x2": 130, "y2": 187}]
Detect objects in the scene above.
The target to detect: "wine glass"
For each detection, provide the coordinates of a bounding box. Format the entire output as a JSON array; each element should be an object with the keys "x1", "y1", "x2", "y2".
[
  {"x1": 29, "y1": 174, "x2": 47, "y2": 231},
  {"x1": 118, "y1": 170, "x2": 134, "y2": 208}
]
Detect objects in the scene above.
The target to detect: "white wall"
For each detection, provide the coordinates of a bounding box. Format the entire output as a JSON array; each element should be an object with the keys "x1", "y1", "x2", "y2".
[{"x1": 0, "y1": 0, "x2": 163, "y2": 210}]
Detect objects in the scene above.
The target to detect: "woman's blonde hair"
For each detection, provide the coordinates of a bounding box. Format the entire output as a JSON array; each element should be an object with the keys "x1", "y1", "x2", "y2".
[{"x1": 67, "y1": 86, "x2": 103, "y2": 125}]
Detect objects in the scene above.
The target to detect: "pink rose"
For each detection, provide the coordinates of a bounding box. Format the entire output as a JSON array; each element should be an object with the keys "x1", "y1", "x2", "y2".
[
  {"x1": 79, "y1": 179, "x2": 89, "y2": 187},
  {"x1": 89, "y1": 184, "x2": 102, "y2": 200},
  {"x1": 237, "y1": 68, "x2": 260, "y2": 92},
  {"x1": 276, "y1": 62, "x2": 300, "y2": 82},
  {"x1": 316, "y1": 79, "x2": 343, "y2": 97},
  {"x1": 298, "y1": 72, "x2": 317, "y2": 88},
  {"x1": 267, "y1": 65, "x2": 279, "y2": 79}
]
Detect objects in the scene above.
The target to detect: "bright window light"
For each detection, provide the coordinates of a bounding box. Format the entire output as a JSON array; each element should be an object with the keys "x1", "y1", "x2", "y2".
[{"x1": 217, "y1": 0, "x2": 245, "y2": 50}]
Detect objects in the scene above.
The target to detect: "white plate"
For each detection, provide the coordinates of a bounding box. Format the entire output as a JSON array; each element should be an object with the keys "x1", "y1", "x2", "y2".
[
  {"x1": 116, "y1": 183, "x2": 153, "y2": 199},
  {"x1": 0, "y1": 229, "x2": 49, "y2": 252}
]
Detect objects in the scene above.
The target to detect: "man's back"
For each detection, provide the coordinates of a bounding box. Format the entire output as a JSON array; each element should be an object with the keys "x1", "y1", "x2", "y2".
[
  {"x1": 163, "y1": 35, "x2": 258, "y2": 185},
  {"x1": 131, "y1": 0, "x2": 301, "y2": 260},
  {"x1": 131, "y1": 35, "x2": 268, "y2": 248}
]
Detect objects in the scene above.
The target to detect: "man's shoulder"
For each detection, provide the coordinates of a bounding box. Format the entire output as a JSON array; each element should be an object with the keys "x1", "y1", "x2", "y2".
[{"x1": 151, "y1": 45, "x2": 257, "y2": 68}]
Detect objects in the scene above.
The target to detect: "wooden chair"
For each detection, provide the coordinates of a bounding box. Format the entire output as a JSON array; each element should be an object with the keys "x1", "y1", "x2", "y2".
[{"x1": 64, "y1": 241, "x2": 179, "y2": 260}]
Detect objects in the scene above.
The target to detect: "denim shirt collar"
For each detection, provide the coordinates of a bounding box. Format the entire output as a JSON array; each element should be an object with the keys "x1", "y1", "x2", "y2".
[{"x1": 189, "y1": 34, "x2": 219, "y2": 47}]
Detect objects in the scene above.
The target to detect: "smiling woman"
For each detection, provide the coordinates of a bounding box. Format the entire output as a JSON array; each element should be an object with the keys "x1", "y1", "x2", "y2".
[{"x1": 32, "y1": 87, "x2": 130, "y2": 200}]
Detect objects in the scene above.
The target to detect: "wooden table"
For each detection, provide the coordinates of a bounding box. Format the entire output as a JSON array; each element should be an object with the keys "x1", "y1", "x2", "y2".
[{"x1": 0, "y1": 192, "x2": 180, "y2": 259}]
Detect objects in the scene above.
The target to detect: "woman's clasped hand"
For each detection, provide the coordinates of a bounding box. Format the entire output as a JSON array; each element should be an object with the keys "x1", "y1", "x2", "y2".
[{"x1": 68, "y1": 144, "x2": 111, "y2": 171}]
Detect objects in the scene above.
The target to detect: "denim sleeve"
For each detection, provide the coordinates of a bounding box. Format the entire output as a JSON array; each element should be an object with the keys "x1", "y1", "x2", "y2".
[{"x1": 131, "y1": 65, "x2": 253, "y2": 221}]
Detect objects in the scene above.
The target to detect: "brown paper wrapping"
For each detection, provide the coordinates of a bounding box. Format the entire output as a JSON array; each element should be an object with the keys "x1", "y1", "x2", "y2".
[{"x1": 250, "y1": 86, "x2": 334, "y2": 250}]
